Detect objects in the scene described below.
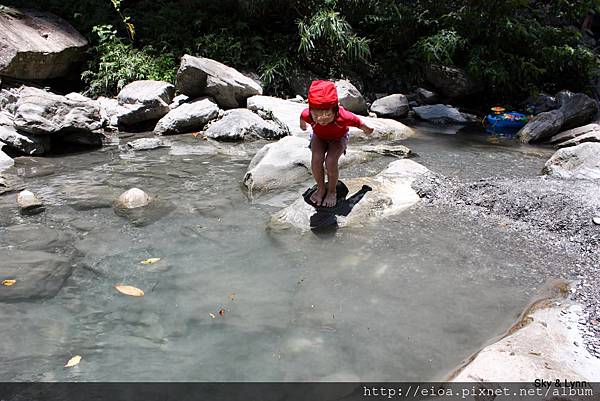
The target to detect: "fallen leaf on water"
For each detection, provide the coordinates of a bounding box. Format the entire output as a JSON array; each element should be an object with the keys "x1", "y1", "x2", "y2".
[
  {"x1": 64, "y1": 355, "x2": 82, "y2": 368},
  {"x1": 218, "y1": 308, "x2": 225, "y2": 317},
  {"x1": 141, "y1": 258, "x2": 161, "y2": 265},
  {"x1": 2, "y1": 279, "x2": 16, "y2": 287},
  {"x1": 208, "y1": 312, "x2": 216, "y2": 319},
  {"x1": 528, "y1": 351, "x2": 541, "y2": 356},
  {"x1": 114, "y1": 285, "x2": 144, "y2": 297},
  {"x1": 228, "y1": 292, "x2": 236, "y2": 301}
]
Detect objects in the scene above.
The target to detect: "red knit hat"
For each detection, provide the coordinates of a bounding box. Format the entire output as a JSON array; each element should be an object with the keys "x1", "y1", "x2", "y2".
[{"x1": 307, "y1": 80, "x2": 338, "y2": 109}]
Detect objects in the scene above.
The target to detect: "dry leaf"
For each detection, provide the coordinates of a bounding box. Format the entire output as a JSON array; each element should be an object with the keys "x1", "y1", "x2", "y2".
[
  {"x1": 64, "y1": 355, "x2": 82, "y2": 368},
  {"x1": 208, "y1": 312, "x2": 216, "y2": 319},
  {"x1": 528, "y1": 351, "x2": 541, "y2": 356},
  {"x1": 228, "y1": 292, "x2": 236, "y2": 301},
  {"x1": 218, "y1": 308, "x2": 225, "y2": 317},
  {"x1": 2, "y1": 279, "x2": 16, "y2": 287},
  {"x1": 114, "y1": 285, "x2": 144, "y2": 297},
  {"x1": 141, "y1": 258, "x2": 161, "y2": 265}
]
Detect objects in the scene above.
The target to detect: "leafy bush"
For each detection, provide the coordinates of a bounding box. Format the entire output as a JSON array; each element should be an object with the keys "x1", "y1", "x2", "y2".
[{"x1": 81, "y1": 25, "x2": 177, "y2": 97}]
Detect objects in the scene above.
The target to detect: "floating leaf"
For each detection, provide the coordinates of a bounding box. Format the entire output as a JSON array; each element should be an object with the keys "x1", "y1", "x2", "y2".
[
  {"x1": 141, "y1": 258, "x2": 161, "y2": 265},
  {"x1": 208, "y1": 312, "x2": 216, "y2": 319},
  {"x1": 114, "y1": 285, "x2": 144, "y2": 297},
  {"x1": 218, "y1": 308, "x2": 225, "y2": 317},
  {"x1": 64, "y1": 355, "x2": 82, "y2": 368},
  {"x1": 228, "y1": 292, "x2": 236, "y2": 301},
  {"x1": 2, "y1": 279, "x2": 16, "y2": 287}
]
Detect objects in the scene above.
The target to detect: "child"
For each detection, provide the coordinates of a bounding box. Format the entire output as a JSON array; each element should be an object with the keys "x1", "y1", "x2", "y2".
[{"x1": 300, "y1": 80, "x2": 373, "y2": 207}]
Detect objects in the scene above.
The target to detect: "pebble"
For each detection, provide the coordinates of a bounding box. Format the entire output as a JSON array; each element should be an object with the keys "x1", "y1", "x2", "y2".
[{"x1": 593, "y1": 217, "x2": 600, "y2": 225}]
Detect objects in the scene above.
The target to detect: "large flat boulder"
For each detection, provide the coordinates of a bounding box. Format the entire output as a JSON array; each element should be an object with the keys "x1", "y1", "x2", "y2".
[
  {"x1": 519, "y1": 91, "x2": 598, "y2": 143},
  {"x1": 0, "y1": 7, "x2": 88, "y2": 79},
  {"x1": 243, "y1": 136, "x2": 413, "y2": 192},
  {"x1": 175, "y1": 55, "x2": 262, "y2": 108},
  {"x1": 117, "y1": 80, "x2": 175, "y2": 126},
  {"x1": 269, "y1": 159, "x2": 429, "y2": 231},
  {"x1": 550, "y1": 123, "x2": 600, "y2": 148},
  {"x1": 450, "y1": 302, "x2": 600, "y2": 382},
  {"x1": 154, "y1": 98, "x2": 219, "y2": 135},
  {"x1": 204, "y1": 109, "x2": 287, "y2": 141},
  {"x1": 0, "y1": 144, "x2": 13, "y2": 171},
  {"x1": 543, "y1": 142, "x2": 600, "y2": 180},
  {"x1": 13, "y1": 86, "x2": 104, "y2": 136}
]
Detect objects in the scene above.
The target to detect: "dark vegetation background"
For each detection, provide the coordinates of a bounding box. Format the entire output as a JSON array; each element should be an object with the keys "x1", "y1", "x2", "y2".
[{"x1": 4, "y1": 0, "x2": 600, "y2": 106}]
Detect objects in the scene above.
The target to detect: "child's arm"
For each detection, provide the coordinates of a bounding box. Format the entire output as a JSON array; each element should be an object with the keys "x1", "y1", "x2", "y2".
[
  {"x1": 359, "y1": 124, "x2": 374, "y2": 135},
  {"x1": 300, "y1": 117, "x2": 307, "y2": 131}
]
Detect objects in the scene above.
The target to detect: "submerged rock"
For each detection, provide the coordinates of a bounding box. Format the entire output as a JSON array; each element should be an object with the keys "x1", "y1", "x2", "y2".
[
  {"x1": 16, "y1": 189, "x2": 44, "y2": 215},
  {"x1": 126, "y1": 138, "x2": 169, "y2": 151},
  {"x1": 175, "y1": 55, "x2": 262, "y2": 108},
  {"x1": 115, "y1": 188, "x2": 150, "y2": 209},
  {"x1": 0, "y1": 249, "x2": 73, "y2": 300},
  {"x1": 204, "y1": 109, "x2": 287, "y2": 141},
  {"x1": 0, "y1": 7, "x2": 88, "y2": 80},
  {"x1": 543, "y1": 142, "x2": 600, "y2": 180},
  {"x1": 269, "y1": 159, "x2": 430, "y2": 231}
]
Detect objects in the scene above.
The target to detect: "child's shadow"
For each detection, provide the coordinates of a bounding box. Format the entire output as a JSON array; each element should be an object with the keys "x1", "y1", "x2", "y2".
[{"x1": 302, "y1": 180, "x2": 372, "y2": 235}]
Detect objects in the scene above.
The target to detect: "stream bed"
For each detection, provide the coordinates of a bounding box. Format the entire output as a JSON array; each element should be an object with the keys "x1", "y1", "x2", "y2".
[{"x1": 0, "y1": 125, "x2": 573, "y2": 381}]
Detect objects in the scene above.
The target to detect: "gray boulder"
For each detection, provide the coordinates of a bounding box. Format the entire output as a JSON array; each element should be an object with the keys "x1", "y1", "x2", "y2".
[
  {"x1": 169, "y1": 94, "x2": 190, "y2": 110},
  {"x1": 204, "y1": 109, "x2": 287, "y2": 141},
  {"x1": 247, "y1": 95, "x2": 308, "y2": 136},
  {"x1": 370, "y1": 94, "x2": 409, "y2": 118},
  {"x1": 413, "y1": 104, "x2": 475, "y2": 124},
  {"x1": 335, "y1": 80, "x2": 368, "y2": 115},
  {"x1": 519, "y1": 91, "x2": 598, "y2": 143},
  {"x1": 16, "y1": 189, "x2": 44, "y2": 215},
  {"x1": 0, "y1": 111, "x2": 50, "y2": 155},
  {"x1": 415, "y1": 88, "x2": 439, "y2": 105},
  {"x1": 543, "y1": 143, "x2": 600, "y2": 180},
  {"x1": 549, "y1": 123, "x2": 600, "y2": 148},
  {"x1": 0, "y1": 144, "x2": 13, "y2": 171},
  {"x1": 13, "y1": 86, "x2": 104, "y2": 136},
  {"x1": 0, "y1": 7, "x2": 88, "y2": 80},
  {"x1": 154, "y1": 98, "x2": 219, "y2": 135},
  {"x1": 175, "y1": 55, "x2": 263, "y2": 108},
  {"x1": 117, "y1": 80, "x2": 175, "y2": 126},
  {"x1": 425, "y1": 64, "x2": 482, "y2": 99}
]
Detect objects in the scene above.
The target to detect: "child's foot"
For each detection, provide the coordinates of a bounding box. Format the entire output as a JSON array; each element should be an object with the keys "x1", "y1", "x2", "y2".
[
  {"x1": 310, "y1": 187, "x2": 326, "y2": 205},
  {"x1": 322, "y1": 192, "x2": 337, "y2": 207}
]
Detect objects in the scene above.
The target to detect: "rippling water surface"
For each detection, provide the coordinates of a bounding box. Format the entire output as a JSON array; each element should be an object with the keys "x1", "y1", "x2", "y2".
[{"x1": 0, "y1": 127, "x2": 567, "y2": 381}]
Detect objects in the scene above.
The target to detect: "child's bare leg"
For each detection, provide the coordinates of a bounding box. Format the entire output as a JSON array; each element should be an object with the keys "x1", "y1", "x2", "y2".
[
  {"x1": 322, "y1": 140, "x2": 345, "y2": 207},
  {"x1": 310, "y1": 136, "x2": 327, "y2": 205}
]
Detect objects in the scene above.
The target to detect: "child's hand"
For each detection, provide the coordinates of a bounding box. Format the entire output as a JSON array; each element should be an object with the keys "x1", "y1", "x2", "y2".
[
  {"x1": 300, "y1": 119, "x2": 307, "y2": 131},
  {"x1": 360, "y1": 124, "x2": 374, "y2": 135}
]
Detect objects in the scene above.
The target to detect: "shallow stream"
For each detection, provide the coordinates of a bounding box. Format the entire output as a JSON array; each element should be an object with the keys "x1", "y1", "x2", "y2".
[{"x1": 0, "y1": 125, "x2": 569, "y2": 381}]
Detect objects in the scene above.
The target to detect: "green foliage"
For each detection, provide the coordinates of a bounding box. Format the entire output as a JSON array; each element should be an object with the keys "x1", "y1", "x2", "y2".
[
  {"x1": 298, "y1": 8, "x2": 370, "y2": 74},
  {"x1": 414, "y1": 29, "x2": 465, "y2": 65},
  {"x1": 81, "y1": 25, "x2": 176, "y2": 97}
]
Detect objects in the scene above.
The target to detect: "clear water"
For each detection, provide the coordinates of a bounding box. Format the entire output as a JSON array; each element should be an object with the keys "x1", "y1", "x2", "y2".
[{"x1": 0, "y1": 127, "x2": 566, "y2": 381}]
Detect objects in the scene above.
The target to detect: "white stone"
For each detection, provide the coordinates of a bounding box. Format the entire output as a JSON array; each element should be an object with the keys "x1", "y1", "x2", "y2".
[
  {"x1": 116, "y1": 188, "x2": 150, "y2": 209},
  {"x1": 543, "y1": 142, "x2": 600, "y2": 180}
]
